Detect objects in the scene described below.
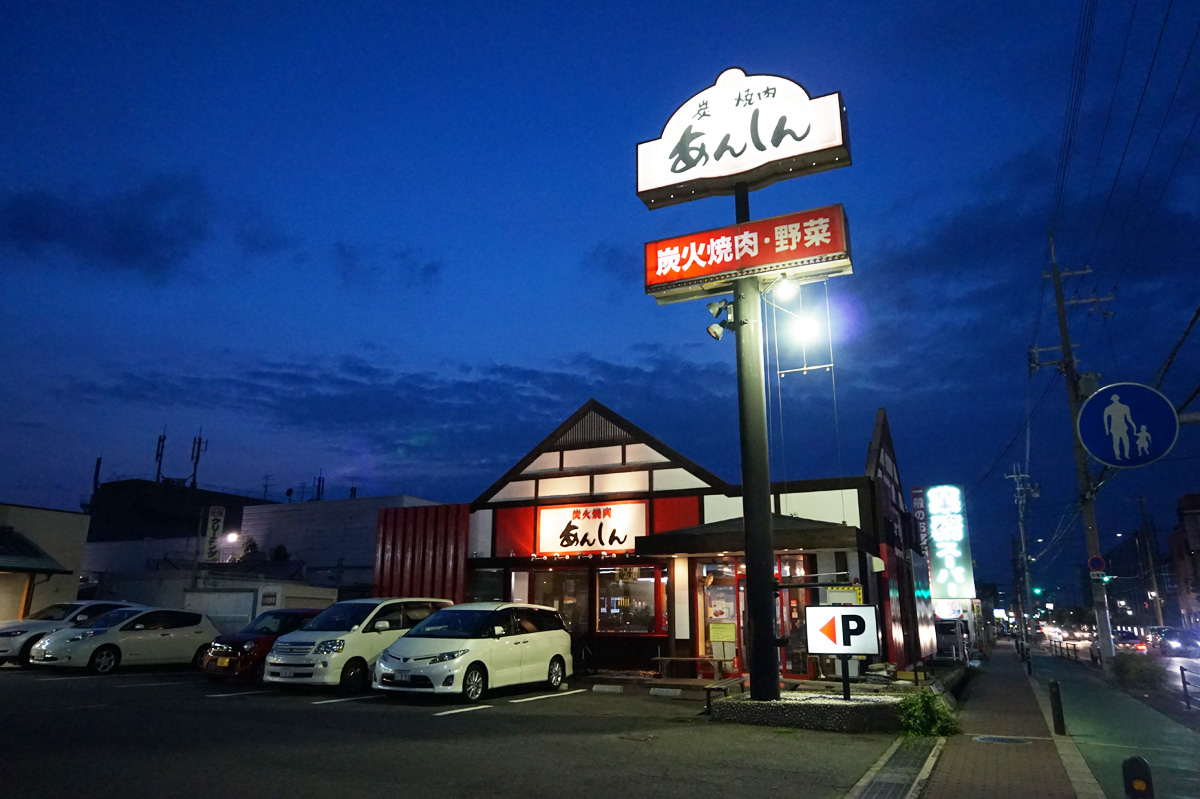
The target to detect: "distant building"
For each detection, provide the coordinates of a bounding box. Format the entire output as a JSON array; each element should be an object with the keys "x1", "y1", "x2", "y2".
[
  {"x1": 82, "y1": 478, "x2": 275, "y2": 575},
  {"x1": 1169, "y1": 493, "x2": 1200, "y2": 627}
]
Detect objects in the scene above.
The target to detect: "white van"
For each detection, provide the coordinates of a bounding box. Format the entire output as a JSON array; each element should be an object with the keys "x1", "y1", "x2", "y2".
[{"x1": 263, "y1": 597, "x2": 451, "y2": 693}]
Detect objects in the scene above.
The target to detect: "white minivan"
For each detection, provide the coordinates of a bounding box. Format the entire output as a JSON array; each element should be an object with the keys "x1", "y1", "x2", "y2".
[
  {"x1": 373, "y1": 602, "x2": 573, "y2": 702},
  {"x1": 264, "y1": 597, "x2": 451, "y2": 693}
]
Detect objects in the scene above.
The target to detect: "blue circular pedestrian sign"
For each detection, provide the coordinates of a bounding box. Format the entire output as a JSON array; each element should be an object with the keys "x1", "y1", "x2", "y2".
[{"x1": 1077, "y1": 382, "x2": 1179, "y2": 469}]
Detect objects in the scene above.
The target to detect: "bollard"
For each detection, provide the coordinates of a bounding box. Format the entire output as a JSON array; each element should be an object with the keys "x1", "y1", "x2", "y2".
[
  {"x1": 1122, "y1": 755, "x2": 1154, "y2": 798},
  {"x1": 1183, "y1": 667, "x2": 1192, "y2": 711},
  {"x1": 1048, "y1": 678, "x2": 1066, "y2": 735}
]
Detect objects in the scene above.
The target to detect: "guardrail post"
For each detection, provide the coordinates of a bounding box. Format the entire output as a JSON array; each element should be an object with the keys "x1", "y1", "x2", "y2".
[
  {"x1": 1183, "y1": 667, "x2": 1192, "y2": 711},
  {"x1": 1049, "y1": 679, "x2": 1067, "y2": 735}
]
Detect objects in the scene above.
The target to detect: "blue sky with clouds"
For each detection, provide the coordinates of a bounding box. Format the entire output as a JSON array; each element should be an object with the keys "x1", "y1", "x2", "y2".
[{"x1": 2, "y1": 2, "x2": 1198, "y2": 600}]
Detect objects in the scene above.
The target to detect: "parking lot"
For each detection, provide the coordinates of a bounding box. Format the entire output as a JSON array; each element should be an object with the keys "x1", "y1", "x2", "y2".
[{"x1": 0, "y1": 664, "x2": 893, "y2": 799}]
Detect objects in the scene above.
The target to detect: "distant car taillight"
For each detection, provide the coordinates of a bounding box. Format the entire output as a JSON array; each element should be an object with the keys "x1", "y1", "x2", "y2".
[{"x1": 1136, "y1": 644, "x2": 1147, "y2": 651}]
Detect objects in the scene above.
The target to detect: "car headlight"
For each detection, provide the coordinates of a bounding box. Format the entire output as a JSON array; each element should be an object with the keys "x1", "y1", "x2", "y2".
[
  {"x1": 243, "y1": 641, "x2": 257, "y2": 652},
  {"x1": 429, "y1": 650, "x2": 469, "y2": 664},
  {"x1": 0, "y1": 630, "x2": 27, "y2": 637},
  {"x1": 313, "y1": 639, "x2": 345, "y2": 655},
  {"x1": 1168, "y1": 639, "x2": 1181, "y2": 648},
  {"x1": 68, "y1": 629, "x2": 103, "y2": 642}
]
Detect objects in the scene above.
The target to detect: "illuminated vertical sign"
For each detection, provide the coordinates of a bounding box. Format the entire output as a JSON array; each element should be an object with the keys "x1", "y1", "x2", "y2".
[
  {"x1": 913, "y1": 485, "x2": 975, "y2": 601},
  {"x1": 203, "y1": 506, "x2": 225, "y2": 563}
]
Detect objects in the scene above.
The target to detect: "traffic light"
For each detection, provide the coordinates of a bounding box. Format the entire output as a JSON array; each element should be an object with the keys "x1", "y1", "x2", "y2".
[
  {"x1": 1102, "y1": 575, "x2": 1113, "y2": 583},
  {"x1": 1033, "y1": 587, "x2": 1043, "y2": 595}
]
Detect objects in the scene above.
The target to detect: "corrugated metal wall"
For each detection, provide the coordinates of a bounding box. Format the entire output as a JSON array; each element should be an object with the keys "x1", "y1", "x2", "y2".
[{"x1": 374, "y1": 504, "x2": 469, "y2": 603}]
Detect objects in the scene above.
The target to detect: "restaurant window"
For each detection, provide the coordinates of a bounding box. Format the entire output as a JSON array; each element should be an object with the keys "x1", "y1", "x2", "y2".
[
  {"x1": 530, "y1": 569, "x2": 590, "y2": 633},
  {"x1": 597, "y1": 566, "x2": 666, "y2": 634},
  {"x1": 466, "y1": 569, "x2": 505, "y2": 602}
]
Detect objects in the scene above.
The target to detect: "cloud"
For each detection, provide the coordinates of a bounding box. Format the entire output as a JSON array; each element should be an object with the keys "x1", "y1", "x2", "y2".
[
  {"x1": 59, "y1": 350, "x2": 744, "y2": 501},
  {"x1": 0, "y1": 175, "x2": 212, "y2": 278},
  {"x1": 331, "y1": 242, "x2": 444, "y2": 290},
  {"x1": 582, "y1": 242, "x2": 641, "y2": 282}
]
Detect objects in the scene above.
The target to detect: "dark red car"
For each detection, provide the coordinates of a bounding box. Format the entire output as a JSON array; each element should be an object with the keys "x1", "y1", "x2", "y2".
[{"x1": 201, "y1": 608, "x2": 322, "y2": 682}]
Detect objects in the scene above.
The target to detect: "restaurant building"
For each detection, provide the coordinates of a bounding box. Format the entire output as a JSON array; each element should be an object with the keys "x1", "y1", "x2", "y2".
[{"x1": 374, "y1": 399, "x2": 935, "y2": 678}]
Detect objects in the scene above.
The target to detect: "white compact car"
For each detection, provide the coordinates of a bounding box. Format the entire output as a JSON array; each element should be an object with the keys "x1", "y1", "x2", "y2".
[
  {"x1": 373, "y1": 602, "x2": 573, "y2": 702},
  {"x1": 31, "y1": 606, "x2": 219, "y2": 674},
  {"x1": 264, "y1": 597, "x2": 451, "y2": 693},
  {"x1": 0, "y1": 601, "x2": 138, "y2": 666}
]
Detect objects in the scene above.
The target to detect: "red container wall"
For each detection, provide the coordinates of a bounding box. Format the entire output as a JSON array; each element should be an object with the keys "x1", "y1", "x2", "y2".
[
  {"x1": 652, "y1": 495, "x2": 700, "y2": 533},
  {"x1": 374, "y1": 504, "x2": 470, "y2": 603}
]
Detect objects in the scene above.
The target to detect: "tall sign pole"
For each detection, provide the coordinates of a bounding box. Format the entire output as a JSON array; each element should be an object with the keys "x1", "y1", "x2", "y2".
[
  {"x1": 638, "y1": 69, "x2": 852, "y2": 701},
  {"x1": 732, "y1": 184, "x2": 780, "y2": 699}
]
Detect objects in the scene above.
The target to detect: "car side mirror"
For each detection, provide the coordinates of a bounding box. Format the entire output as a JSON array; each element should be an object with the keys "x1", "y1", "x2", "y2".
[
  {"x1": 374, "y1": 620, "x2": 389, "y2": 632},
  {"x1": 493, "y1": 626, "x2": 506, "y2": 638}
]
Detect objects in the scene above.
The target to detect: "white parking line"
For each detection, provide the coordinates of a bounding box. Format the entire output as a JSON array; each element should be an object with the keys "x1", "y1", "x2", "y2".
[
  {"x1": 116, "y1": 680, "x2": 203, "y2": 689},
  {"x1": 311, "y1": 694, "x2": 383, "y2": 705},
  {"x1": 38, "y1": 675, "x2": 103, "y2": 681},
  {"x1": 0, "y1": 704, "x2": 107, "y2": 715},
  {"x1": 433, "y1": 705, "x2": 492, "y2": 716},
  {"x1": 206, "y1": 690, "x2": 275, "y2": 698},
  {"x1": 509, "y1": 689, "x2": 588, "y2": 703}
]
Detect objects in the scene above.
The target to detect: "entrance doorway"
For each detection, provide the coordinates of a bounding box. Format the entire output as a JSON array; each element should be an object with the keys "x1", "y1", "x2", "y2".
[{"x1": 696, "y1": 554, "x2": 817, "y2": 678}]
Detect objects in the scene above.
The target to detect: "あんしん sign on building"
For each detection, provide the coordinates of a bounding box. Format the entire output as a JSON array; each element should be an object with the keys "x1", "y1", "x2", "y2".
[
  {"x1": 644, "y1": 205, "x2": 851, "y2": 301},
  {"x1": 913, "y1": 485, "x2": 976, "y2": 602},
  {"x1": 537, "y1": 501, "x2": 647, "y2": 556},
  {"x1": 637, "y1": 68, "x2": 849, "y2": 210}
]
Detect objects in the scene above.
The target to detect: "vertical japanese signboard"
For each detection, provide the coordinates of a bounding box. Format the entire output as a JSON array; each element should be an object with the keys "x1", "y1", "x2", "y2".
[
  {"x1": 912, "y1": 486, "x2": 976, "y2": 615},
  {"x1": 203, "y1": 506, "x2": 225, "y2": 563}
]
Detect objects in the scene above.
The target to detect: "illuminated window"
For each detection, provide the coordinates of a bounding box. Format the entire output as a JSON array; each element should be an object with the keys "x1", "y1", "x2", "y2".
[{"x1": 597, "y1": 567, "x2": 666, "y2": 634}]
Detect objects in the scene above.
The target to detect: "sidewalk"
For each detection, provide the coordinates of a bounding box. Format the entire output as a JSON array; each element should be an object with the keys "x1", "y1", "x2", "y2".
[
  {"x1": 918, "y1": 639, "x2": 1091, "y2": 799},
  {"x1": 1030, "y1": 646, "x2": 1200, "y2": 799}
]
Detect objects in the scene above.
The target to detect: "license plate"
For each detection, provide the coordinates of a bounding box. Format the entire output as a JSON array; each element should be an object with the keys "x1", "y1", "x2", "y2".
[
  {"x1": 279, "y1": 666, "x2": 294, "y2": 678},
  {"x1": 217, "y1": 657, "x2": 230, "y2": 667},
  {"x1": 395, "y1": 670, "x2": 409, "y2": 681}
]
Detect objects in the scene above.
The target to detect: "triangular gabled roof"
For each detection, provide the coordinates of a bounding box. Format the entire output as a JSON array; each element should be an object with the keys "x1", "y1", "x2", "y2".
[{"x1": 472, "y1": 398, "x2": 733, "y2": 507}]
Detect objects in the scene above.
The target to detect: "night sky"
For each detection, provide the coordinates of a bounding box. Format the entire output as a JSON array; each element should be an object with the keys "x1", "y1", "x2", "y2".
[{"x1": 3, "y1": 2, "x2": 1198, "y2": 604}]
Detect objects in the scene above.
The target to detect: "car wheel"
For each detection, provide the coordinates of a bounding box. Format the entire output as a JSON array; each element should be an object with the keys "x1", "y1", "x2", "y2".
[
  {"x1": 547, "y1": 656, "x2": 565, "y2": 690},
  {"x1": 338, "y1": 659, "x2": 369, "y2": 694},
  {"x1": 89, "y1": 645, "x2": 121, "y2": 675},
  {"x1": 251, "y1": 662, "x2": 266, "y2": 683},
  {"x1": 16, "y1": 636, "x2": 43, "y2": 668},
  {"x1": 463, "y1": 664, "x2": 487, "y2": 702},
  {"x1": 193, "y1": 645, "x2": 210, "y2": 669}
]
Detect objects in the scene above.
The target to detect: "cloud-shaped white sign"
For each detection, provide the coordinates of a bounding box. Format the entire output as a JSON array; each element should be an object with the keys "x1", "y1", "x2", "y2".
[{"x1": 637, "y1": 68, "x2": 849, "y2": 209}]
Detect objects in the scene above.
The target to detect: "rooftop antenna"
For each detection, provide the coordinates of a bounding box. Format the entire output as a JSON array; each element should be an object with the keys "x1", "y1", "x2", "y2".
[
  {"x1": 155, "y1": 429, "x2": 166, "y2": 483},
  {"x1": 262, "y1": 474, "x2": 274, "y2": 500},
  {"x1": 189, "y1": 429, "x2": 207, "y2": 489}
]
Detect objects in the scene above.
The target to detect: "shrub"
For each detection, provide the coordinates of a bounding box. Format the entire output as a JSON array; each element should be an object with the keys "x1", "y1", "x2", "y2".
[
  {"x1": 1111, "y1": 653, "x2": 1166, "y2": 692},
  {"x1": 898, "y1": 688, "x2": 960, "y2": 737}
]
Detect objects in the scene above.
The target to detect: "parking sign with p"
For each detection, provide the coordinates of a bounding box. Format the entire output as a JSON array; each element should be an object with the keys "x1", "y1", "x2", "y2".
[{"x1": 805, "y1": 605, "x2": 880, "y2": 655}]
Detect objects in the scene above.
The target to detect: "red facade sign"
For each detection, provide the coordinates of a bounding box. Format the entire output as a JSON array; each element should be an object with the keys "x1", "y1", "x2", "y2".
[{"x1": 644, "y1": 204, "x2": 851, "y2": 300}]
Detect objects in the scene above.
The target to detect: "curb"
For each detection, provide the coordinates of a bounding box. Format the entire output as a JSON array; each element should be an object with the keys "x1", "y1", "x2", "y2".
[{"x1": 902, "y1": 736, "x2": 946, "y2": 799}]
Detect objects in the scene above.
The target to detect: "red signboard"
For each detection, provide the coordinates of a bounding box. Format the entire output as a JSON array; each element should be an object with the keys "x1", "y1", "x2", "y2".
[{"x1": 644, "y1": 205, "x2": 851, "y2": 302}]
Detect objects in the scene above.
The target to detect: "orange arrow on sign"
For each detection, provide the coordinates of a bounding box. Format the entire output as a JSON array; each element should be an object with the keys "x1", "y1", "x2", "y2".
[{"x1": 819, "y1": 616, "x2": 838, "y2": 644}]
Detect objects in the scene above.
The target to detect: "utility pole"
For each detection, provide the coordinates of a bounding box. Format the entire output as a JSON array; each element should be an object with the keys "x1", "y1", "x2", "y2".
[
  {"x1": 1136, "y1": 497, "x2": 1165, "y2": 627},
  {"x1": 1047, "y1": 247, "x2": 1116, "y2": 673},
  {"x1": 1006, "y1": 467, "x2": 1038, "y2": 674},
  {"x1": 262, "y1": 474, "x2": 274, "y2": 500}
]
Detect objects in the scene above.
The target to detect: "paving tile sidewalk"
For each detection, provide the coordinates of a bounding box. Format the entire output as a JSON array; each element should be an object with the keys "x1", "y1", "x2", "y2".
[{"x1": 919, "y1": 640, "x2": 1081, "y2": 799}]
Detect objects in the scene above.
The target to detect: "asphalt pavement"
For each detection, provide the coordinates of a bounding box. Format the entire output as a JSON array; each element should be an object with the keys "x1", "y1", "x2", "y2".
[{"x1": 0, "y1": 663, "x2": 894, "y2": 799}]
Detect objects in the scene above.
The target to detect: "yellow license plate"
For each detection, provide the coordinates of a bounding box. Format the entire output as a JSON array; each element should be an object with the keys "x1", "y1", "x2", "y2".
[{"x1": 217, "y1": 657, "x2": 230, "y2": 667}]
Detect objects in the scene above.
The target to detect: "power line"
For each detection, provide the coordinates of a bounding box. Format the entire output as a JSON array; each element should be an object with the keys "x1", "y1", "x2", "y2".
[
  {"x1": 1154, "y1": 300, "x2": 1200, "y2": 387},
  {"x1": 966, "y1": 373, "x2": 1061, "y2": 502},
  {"x1": 1082, "y1": 0, "x2": 1177, "y2": 270},
  {"x1": 1050, "y1": 0, "x2": 1101, "y2": 237}
]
